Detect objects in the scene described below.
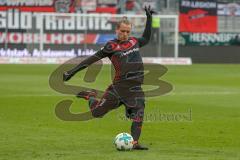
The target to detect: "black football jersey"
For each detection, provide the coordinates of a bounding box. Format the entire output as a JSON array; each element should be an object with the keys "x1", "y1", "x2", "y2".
[
  {"x1": 67, "y1": 14, "x2": 152, "y2": 84},
  {"x1": 95, "y1": 37, "x2": 148, "y2": 83}
]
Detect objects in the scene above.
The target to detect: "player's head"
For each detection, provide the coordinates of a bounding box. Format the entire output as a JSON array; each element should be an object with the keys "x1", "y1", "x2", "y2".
[{"x1": 116, "y1": 17, "x2": 132, "y2": 41}]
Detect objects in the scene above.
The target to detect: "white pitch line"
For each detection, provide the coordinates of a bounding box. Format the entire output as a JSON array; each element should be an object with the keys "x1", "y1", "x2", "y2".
[
  {"x1": 170, "y1": 91, "x2": 240, "y2": 95},
  {"x1": 0, "y1": 91, "x2": 239, "y2": 97},
  {"x1": 0, "y1": 94, "x2": 66, "y2": 97}
]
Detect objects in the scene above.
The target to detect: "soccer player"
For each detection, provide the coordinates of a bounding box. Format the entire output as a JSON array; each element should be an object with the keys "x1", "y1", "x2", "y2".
[{"x1": 63, "y1": 6, "x2": 155, "y2": 150}]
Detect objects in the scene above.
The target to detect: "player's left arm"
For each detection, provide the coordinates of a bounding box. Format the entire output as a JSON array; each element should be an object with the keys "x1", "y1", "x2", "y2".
[
  {"x1": 63, "y1": 41, "x2": 114, "y2": 81},
  {"x1": 63, "y1": 51, "x2": 105, "y2": 81},
  {"x1": 137, "y1": 6, "x2": 155, "y2": 47}
]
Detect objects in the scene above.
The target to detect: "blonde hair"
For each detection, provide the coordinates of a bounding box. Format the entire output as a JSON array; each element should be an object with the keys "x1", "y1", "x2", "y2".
[{"x1": 116, "y1": 16, "x2": 132, "y2": 29}]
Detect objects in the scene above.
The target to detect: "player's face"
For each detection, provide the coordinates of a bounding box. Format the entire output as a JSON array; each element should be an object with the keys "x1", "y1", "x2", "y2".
[{"x1": 116, "y1": 23, "x2": 132, "y2": 41}]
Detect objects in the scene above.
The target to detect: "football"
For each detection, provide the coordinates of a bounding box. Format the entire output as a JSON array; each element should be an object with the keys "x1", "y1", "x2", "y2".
[{"x1": 113, "y1": 133, "x2": 134, "y2": 151}]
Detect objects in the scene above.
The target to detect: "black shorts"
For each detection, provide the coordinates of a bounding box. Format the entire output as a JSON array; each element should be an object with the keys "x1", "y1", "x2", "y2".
[{"x1": 91, "y1": 80, "x2": 145, "y2": 120}]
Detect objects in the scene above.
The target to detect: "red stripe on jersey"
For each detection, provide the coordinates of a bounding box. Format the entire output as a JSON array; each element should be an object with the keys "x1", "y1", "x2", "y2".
[
  {"x1": 119, "y1": 37, "x2": 138, "y2": 51},
  {"x1": 111, "y1": 55, "x2": 121, "y2": 81}
]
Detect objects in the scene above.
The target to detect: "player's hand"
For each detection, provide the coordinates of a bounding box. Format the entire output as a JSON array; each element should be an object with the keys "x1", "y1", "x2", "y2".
[
  {"x1": 144, "y1": 5, "x2": 156, "y2": 17},
  {"x1": 63, "y1": 71, "x2": 73, "y2": 81}
]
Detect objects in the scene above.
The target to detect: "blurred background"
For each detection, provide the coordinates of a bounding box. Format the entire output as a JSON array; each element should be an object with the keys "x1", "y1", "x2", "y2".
[
  {"x1": 0, "y1": 2, "x2": 240, "y2": 159},
  {"x1": 1, "y1": 0, "x2": 240, "y2": 64}
]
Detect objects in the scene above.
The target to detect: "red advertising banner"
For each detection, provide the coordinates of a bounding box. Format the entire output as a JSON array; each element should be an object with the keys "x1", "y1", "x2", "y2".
[
  {"x1": 0, "y1": 0, "x2": 116, "y2": 13},
  {"x1": 0, "y1": 32, "x2": 98, "y2": 44},
  {"x1": 179, "y1": 0, "x2": 218, "y2": 33},
  {"x1": 0, "y1": 0, "x2": 75, "y2": 13}
]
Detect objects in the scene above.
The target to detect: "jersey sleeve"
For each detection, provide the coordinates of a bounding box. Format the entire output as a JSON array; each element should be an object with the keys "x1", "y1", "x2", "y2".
[
  {"x1": 137, "y1": 14, "x2": 152, "y2": 48},
  {"x1": 100, "y1": 41, "x2": 118, "y2": 54},
  {"x1": 66, "y1": 42, "x2": 114, "y2": 75}
]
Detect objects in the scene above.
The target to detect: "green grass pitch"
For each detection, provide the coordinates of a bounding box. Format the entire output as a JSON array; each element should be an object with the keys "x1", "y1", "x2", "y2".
[{"x1": 0, "y1": 64, "x2": 239, "y2": 160}]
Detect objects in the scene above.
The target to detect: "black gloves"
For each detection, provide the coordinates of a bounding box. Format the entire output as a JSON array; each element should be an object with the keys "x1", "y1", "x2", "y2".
[{"x1": 144, "y1": 6, "x2": 156, "y2": 18}]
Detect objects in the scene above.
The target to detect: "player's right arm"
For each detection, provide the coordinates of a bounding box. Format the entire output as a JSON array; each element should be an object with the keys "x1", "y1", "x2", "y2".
[
  {"x1": 137, "y1": 6, "x2": 155, "y2": 47},
  {"x1": 63, "y1": 42, "x2": 114, "y2": 81}
]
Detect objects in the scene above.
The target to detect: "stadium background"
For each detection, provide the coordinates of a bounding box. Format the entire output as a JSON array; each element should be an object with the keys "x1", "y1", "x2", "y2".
[
  {"x1": 1, "y1": 0, "x2": 240, "y2": 63},
  {"x1": 0, "y1": 0, "x2": 240, "y2": 160}
]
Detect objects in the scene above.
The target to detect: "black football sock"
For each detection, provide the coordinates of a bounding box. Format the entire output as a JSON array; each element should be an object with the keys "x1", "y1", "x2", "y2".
[{"x1": 131, "y1": 121, "x2": 143, "y2": 141}]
